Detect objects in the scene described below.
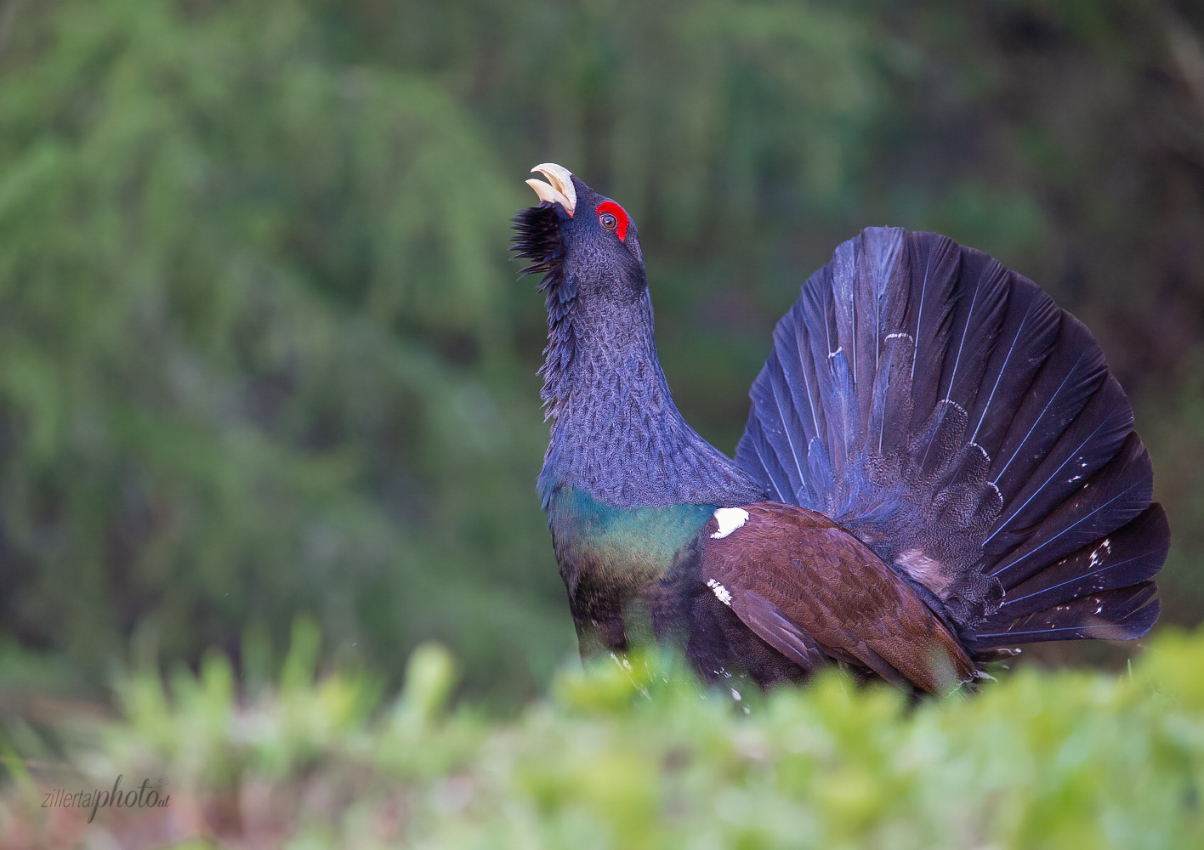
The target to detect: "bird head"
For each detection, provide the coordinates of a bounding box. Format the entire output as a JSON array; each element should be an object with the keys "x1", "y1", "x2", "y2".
[
  {"x1": 513, "y1": 164, "x2": 655, "y2": 415},
  {"x1": 512, "y1": 163, "x2": 646, "y2": 309}
]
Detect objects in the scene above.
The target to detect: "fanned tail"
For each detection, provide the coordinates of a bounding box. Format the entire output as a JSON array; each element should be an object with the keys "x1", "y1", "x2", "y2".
[{"x1": 735, "y1": 228, "x2": 1166, "y2": 651}]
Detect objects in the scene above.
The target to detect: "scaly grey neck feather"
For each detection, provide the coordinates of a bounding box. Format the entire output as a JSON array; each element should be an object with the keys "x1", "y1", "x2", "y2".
[{"x1": 538, "y1": 289, "x2": 766, "y2": 510}]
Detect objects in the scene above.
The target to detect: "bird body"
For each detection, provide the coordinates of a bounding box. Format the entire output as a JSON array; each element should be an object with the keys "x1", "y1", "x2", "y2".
[{"x1": 514, "y1": 163, "x2": 1167, "y2": 693}]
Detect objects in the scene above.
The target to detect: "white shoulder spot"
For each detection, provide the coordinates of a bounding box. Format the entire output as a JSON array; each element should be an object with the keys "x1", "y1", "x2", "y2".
[
  {"x1": 706, "y1": 578, "x2": 733, "y2": 606},
  {"x1": 711, "y1": 507, "x2": 749, "y2": 539}
]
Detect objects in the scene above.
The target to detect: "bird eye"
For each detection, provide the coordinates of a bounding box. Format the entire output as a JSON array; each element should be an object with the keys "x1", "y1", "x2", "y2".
[{"x1": 595, "y1": 201, "x2": 629, "y2": 240}]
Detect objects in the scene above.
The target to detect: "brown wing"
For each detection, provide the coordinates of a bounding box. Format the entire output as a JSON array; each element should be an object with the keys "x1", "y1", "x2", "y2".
[{"x1": 701, "y1": 502, "x2": 975, "y2": 692}]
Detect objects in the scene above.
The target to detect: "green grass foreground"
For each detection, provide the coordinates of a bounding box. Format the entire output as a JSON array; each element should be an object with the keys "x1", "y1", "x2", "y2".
[{"x1": 3, "y1": 627, "x2": 1203, "y2": 849}]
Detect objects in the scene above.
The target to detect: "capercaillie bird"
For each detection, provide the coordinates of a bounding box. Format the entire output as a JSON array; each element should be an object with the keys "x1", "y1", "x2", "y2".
[{"x1": 513, "y1": 163, "x2": 1168, "y2": 693}]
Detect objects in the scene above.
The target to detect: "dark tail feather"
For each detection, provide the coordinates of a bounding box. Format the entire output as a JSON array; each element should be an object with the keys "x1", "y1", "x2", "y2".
[
  {"x1": 981, "y1": 504, "x2": 1168, "y2": 624},
  {"x1": 964, "y1": 282, "x2": 1061, "y2": 463},
  {"x1": 969, "y1": 583, "x2": 1160, "y2": 648},
  {"x1": 987, "y1": 315, "x2": 1111, "y2": 515},
  {"x1": 903, "y1": 234, "x2": 961, "y2": 437},
  {"x1": 987, "y1": 432, "x2": 1153, "y2": 590},
  {"x1": 983, "y1": 375, "x2": 1134, "y2": 559},
  {"x1": 736, "y1": 227, "x2": 1167, "y2": 650}
]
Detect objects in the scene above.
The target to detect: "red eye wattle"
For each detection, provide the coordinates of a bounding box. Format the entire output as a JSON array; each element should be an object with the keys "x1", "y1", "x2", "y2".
[{"x1": 595, "y1": 201, "x2": 630, "y2": 241}]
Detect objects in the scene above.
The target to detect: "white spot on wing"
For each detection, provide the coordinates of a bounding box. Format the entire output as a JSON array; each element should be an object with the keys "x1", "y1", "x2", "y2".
[
  {"x1": 706, "y1": 579, "x2": 733, "y2": 606},
  {"x1": 711, "y1": 508, "x2": 749, "y2": 539}
]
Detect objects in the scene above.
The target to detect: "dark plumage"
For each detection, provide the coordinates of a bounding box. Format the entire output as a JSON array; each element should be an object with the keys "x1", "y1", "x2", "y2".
[
  {"x1": 734, "y1": 229, "x2": 1165, "y2": 654},
  {"x1": 514, "y1": 164, "x2": 1167, "y2": 693}
]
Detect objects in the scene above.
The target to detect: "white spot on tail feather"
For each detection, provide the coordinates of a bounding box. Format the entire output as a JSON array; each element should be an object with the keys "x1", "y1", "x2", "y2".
[
  {"x1": 711, "y1": 508, "x2": 749, "y2": 539},
  {"x1": 706, "y1": 579, "x2": 733, "y2": 606},
  {"x1": 1088, "y1": 538, "x2": 1113, "y2": 569}
]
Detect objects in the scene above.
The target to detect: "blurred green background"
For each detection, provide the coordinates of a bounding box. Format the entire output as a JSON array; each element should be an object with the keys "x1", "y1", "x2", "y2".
[{"x1": 0, "y1": 0, "x2": 1200, "y2": 706}]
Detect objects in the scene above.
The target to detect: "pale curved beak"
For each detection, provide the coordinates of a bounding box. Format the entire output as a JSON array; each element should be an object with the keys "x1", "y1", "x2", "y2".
[{"x1": 526, "y1": 163, "x2": 576, "y2": 217}]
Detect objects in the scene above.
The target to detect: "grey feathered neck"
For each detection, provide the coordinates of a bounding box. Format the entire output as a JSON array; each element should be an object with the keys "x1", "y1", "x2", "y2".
[{"x1": 513, "y1": 202, "x2": 766, "y2": 510}]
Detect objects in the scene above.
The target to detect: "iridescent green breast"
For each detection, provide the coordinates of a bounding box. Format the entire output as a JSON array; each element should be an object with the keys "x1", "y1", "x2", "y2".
[{"x1": 545, "y1": 487, "x2": 716, "y2": 590}]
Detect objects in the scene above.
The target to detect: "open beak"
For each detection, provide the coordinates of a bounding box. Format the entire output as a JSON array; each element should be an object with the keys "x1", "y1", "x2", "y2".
[{"x1": 526, "y1": 163, "x2": 576, "y2": 217}]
